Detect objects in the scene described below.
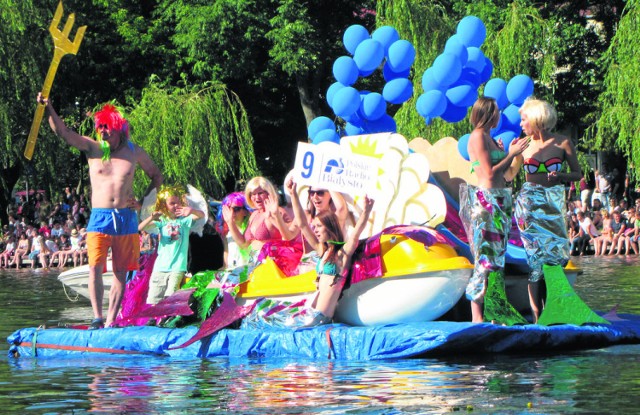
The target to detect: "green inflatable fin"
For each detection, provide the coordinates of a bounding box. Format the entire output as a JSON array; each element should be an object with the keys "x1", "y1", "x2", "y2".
[
  {"x1": 537, "y1": 264, "x2": 610, "y2": 326},
  {"x1": 484, "y1": 270, "x2": 528, "y2": 325}
]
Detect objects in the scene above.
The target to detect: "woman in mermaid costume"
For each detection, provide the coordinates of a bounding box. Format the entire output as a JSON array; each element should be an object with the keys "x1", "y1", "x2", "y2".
[
  {"x1": 460, "y1": 97, "x2": 529, "y2": 324},
  {"x1": 515, "y1": 98, "x2": 608, "y2": 326}
]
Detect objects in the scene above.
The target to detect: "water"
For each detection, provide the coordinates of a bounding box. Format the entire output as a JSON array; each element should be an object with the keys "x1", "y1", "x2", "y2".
[{"x1": 1, "y1": 256, "x2": 639, "y2": 414}]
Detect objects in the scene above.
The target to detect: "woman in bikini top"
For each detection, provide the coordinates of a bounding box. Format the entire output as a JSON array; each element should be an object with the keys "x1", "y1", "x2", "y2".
[
  {"x1": 225, "y1": 176, "x2": 299, "y2": 255},
  {"x1": 519, "y1": 100, "x2": 582, "y2": 188}
]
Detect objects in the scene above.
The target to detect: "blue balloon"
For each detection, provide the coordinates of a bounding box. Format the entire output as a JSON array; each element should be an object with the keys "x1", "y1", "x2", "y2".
[
  {"x1": 313, "y1": 128, "x2": 340, "y2": 145},
  {"x1": 444, "y1": 35, "x2": 468, "y2": 66},
  {"x1": 506, "y1": 74, "x2": 534, "y2": 105},
  {"x1": 446, "y1": 82, "x2": 478, "y2": 108},
  {"x1": 308, "y1": 116, "x2": 335, "y2": 140},
  {"x1": 382, "y1": 78, "x2": 413, "y2": 104},
  {"x1": 387, "y1": 39, "x2": 416, "y2": 72},
  {"x1": 465, "y1": 47, "x2": 486, "y2": 74},
  {"x1": 490, "y1": 114, "x2": 504, "y2": 136},
  {"x1": 458, "y1": 133, "x2": 471, "y2": 161},
  {"x1": 326, "y1": 82, "x2": 346, "y2": 108},
  {"x1": 456, "y1": 16, "x2": 486, "y2": 47},
  {"x1": 343, "y1": 25, "x2": 370, "y2": 55},
  {"x1": 365, "y1": 113, "x2": 396, "y2": 133},
  {"x1": 494, "y1": 130, "x2": 518, "y2": 153},
  {"x1": 332, "y1": 56, "x2": 359, "y2": 86},
  {"x1": 479, "y1": 57, "x2": 493, "y2": 84},
  {"x1": 483, "y1": 78, "x2": 509, "y2": 109},
  {"x1": 440, "y1": 100, "x2": 469, "y2": 123},
  {"x1": 345, "y1": 122, "x2": 365, "y2": 136},
  {"x1": 372, "y1": 26, "x2": 400, "y2": 55},
  {"x1": 454, "y1": 68, "x2": 481, "y2": 89},
  {"x1": 416, "y1": 90, "x2": 447, "y2": 118},
  {"x1": 432, "y1": 53, "x2": 462, "y2": 88},
  {"x1": 361, "y1": 92, "x2": 387, "y2": 121},
  {"x1": 502, "y1": 104, "x2": 522, "y2": 131},
  {"x1": 343, "y1": 110, "x2": 363, "y2": 126},
  {"x1": 353, "y1": 39, "x2": 384, "y2": 72},
  {"x1": 383, "y1": 62, "x2": 410, "y2": 81},
  {"x1": 421, "y1": 68, "x2": 446, "y2": 92},
  {"x1": 359, "y1": 67, "x2": 376, "y2": 77},
  {"x1": 332, "y1": 86, "x2": 361, "y2": 118}
]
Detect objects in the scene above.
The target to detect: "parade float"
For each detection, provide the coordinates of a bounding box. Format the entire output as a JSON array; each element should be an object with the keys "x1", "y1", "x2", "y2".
[{"x1": 10, "y1": 14, "x2": 640, "y2": 361}]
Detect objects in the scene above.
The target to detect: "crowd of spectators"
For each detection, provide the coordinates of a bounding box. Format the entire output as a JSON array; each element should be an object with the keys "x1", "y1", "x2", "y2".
[
  {"x1": 567, "y1": 170, "x2": 640, "y2": 256},
  {"x1": 0, "y1": 187, "x2": 90, "y2": 269}
]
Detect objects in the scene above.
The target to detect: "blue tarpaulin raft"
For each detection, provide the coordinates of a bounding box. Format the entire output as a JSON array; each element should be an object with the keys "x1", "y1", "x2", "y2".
[{"x1": 7, "y1": 313, "x2": 640, "y2": 360}]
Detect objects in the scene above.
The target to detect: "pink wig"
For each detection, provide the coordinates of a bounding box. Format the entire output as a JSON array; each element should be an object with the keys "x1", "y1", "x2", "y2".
[{"x1": 94, "y1": 104, "x2": 129, "y2": 138}]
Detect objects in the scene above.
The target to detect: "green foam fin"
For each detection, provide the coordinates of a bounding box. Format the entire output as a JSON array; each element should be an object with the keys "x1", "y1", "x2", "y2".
[
  {"x1": 537, "y1": 265, "x2": 610, "y2": 326},
  {"x1": 484, "y1": 271, "x2": 528, "y2": 325}
]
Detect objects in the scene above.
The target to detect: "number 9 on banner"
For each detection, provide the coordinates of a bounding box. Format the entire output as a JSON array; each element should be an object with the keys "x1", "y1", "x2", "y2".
[{"x1": 301, "y1": 151, "x2": 315, "y2": 179}]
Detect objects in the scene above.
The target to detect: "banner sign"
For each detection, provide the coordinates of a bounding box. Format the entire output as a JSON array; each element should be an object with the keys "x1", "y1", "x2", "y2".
[{"x1": 293, "y1": 142, "x2": 379, "y2": 195}]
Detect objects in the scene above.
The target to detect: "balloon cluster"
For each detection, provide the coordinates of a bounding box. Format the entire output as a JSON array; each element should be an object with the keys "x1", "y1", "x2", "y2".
[
  {"x1": 412, "y1": 15, "x2": 534, "y2": 161},
  {"x1": 416, "y1": 16, "x2": 492, "y2": 125},
  {"x1": 307, "y1": 25, "x2": 417, "y2": 144}
]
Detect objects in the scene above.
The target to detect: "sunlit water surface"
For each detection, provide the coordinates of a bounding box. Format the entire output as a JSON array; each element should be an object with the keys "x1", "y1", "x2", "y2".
[{"x1": 1, "y1": 256, "x2": 638, "y2": 414}]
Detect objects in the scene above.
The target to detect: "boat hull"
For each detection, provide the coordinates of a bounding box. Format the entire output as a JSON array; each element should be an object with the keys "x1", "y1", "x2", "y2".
[
  {"x1": 335, "y1": 269, "x2": 470, "y2": 326},
  {"x1": 58, "y1": 263, "x2": 113, "y2": 303}
]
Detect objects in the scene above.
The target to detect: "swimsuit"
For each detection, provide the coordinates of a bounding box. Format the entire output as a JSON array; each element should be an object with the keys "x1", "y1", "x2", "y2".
[
  {"x1": 316, "y1": 260, "x2": 337, "y2": 276},
  {"x1": 470, "y1": 150, "x2": 506, "y2": 173},
  {"x1": 244, "y1": 212, "x2": 287, "y2": 242},
  {"x1": 523, "y1": 157, "x2": 563, "y2": 174},
  {"x1": 86, "y1": 208, "x2": 139, "y2": 272}
]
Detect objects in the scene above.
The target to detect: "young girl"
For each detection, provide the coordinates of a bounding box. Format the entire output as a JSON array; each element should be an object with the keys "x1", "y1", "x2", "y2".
[
  {"x1": 0, "y1": 235, "x2": 16, "y2": 268},
  {"x1": 138, "y1": 185, "x2": 205, "y2": 305},
  {"x1": 50, "y1": 233, "x2": 72, "y2": 268},
  {"x1": 287, "y1": 180, "x2": 374, "y2": 325},
  {"x1": 9, "y1": 233, "x2": 30, "y2": 268}
]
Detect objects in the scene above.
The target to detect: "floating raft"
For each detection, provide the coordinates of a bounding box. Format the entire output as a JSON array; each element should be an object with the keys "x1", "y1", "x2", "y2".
[{"x1": 7, "y1": 314, "x2": 640, "y2": 360}]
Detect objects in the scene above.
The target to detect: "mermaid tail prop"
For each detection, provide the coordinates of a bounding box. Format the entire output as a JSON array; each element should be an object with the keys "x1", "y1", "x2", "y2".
[
  {"x1": 483, "y1": 271, "x2": 528, "y2": 325},
  {"x1": 537, "y1": 265, "x2": 610, "y2": 326}
]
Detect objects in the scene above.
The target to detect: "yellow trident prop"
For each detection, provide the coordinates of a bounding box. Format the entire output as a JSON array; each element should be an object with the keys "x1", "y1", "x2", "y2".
[{"x1": 24, "y1": 1, "x2": 87, "y2": 160}]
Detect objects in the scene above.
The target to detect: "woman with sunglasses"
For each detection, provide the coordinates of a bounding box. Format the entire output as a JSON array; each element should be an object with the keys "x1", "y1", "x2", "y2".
[
  {"x1": 306, "y1": 187, "x2": 349, "y2": 233},
  {"x1": 217, "y1": 192, "x2": 252, "y2": 269}
]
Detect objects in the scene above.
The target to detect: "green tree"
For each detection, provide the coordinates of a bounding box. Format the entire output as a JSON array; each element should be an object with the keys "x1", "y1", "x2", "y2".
[
  {"x1": 128, "y1": 81, "x2": 259, "y2": 199},
  {"x1": 593, "y1": 0, "x2": 640, "y2": 180}
]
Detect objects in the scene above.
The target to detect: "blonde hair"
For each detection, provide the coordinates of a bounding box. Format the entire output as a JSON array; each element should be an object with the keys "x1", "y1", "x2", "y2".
[
  {"x1": 154, "y1": 184, "x2": 188, "y2": 217},
  {"x1": 245, "y1": 176, "x2": 278, "y2": 209},
  {"x1": 519, "y1": 98, "x2": 557, "y2": 132}
]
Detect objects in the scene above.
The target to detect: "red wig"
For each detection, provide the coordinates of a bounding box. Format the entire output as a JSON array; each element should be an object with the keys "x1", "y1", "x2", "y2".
[{"x1": 94, "y1": 104, "x2": 129, "y2": 138}]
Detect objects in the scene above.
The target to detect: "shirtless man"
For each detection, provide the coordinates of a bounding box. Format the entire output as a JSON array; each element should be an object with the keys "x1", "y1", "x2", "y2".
[{"x1": 38, "y1": 93, "x2": 163, "y2": 328}]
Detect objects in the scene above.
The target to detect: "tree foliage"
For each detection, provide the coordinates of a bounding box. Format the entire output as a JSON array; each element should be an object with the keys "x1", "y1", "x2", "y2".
[{"x1": 594, "y1": 0, "x2": 640, "y2": 179}]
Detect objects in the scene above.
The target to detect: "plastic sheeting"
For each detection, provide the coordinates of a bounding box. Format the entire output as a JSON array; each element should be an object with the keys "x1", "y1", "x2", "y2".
[{"x1": 8, "y1": 314, "x2": 640, "y2": 360}]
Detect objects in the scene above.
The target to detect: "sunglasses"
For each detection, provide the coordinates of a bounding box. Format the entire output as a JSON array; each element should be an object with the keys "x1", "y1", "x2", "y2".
[
  {"x1": 232, "y1": 206, "x2": 244, "y2": 212},
  {"x1": 308, "y1": 190, "x2": 326, "y2": 197}
]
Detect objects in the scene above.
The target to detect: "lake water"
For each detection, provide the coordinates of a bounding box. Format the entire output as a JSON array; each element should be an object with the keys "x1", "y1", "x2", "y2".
[{"x1": 1, "y1": 256, "x2": 639, "y2": 414}]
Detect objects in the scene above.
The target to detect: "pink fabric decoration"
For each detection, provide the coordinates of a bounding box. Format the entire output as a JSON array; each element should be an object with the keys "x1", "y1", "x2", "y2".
[
  {"x1": 114, "y1": 252, "x2": 157, "y2": 326},
  {"x1": 129, "y1": 288, "x2": 196, "y2": 319},
  {"x1": 169, "y1": 291, "x2": 256, "y2": 350},
  {"x1": 256, "y1": 238, "x2": 303, "y2": 276}
]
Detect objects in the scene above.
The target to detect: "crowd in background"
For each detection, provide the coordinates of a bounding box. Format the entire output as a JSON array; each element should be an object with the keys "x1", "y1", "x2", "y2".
[
  {"x1": 0, "y1": 187, "x2": 91, "y2": 269},
  {"x1": 567, "y1": 167, "x2": 640, "y2": 256}
]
